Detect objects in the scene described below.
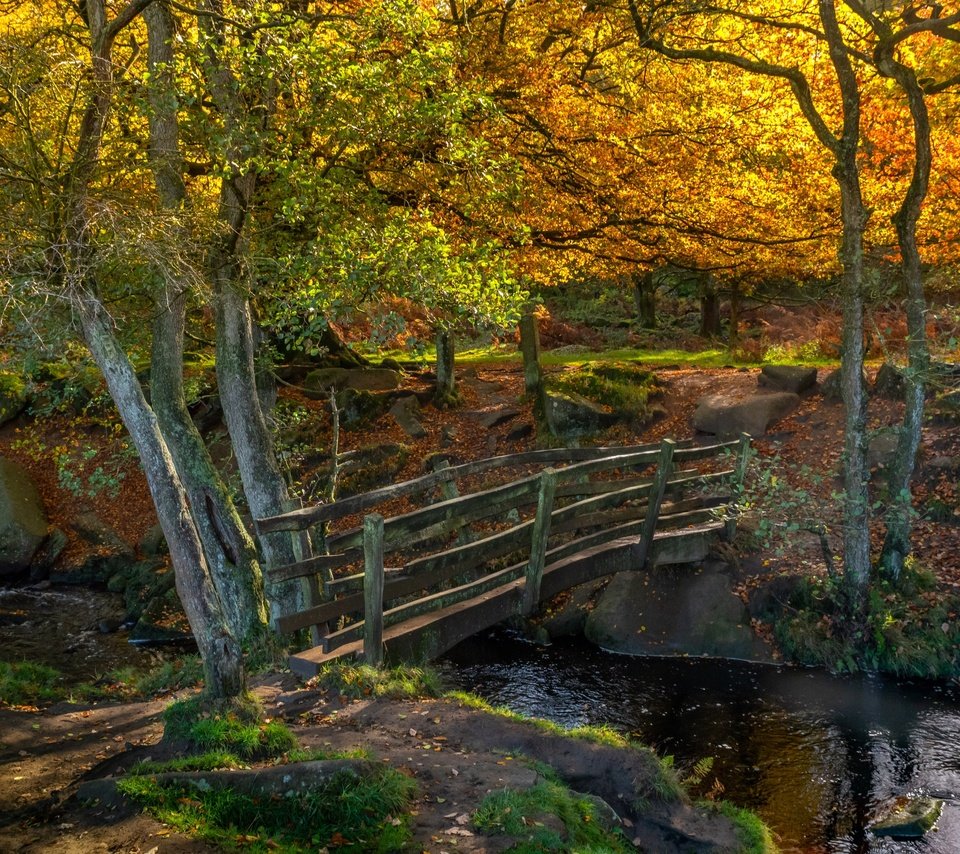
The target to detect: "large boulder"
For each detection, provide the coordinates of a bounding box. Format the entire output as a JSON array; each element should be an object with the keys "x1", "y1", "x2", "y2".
[
  {"x1": 584, "y1": 566, "x2": 774, "y2": 662},
  {"x1": 873, "y1": 362, "x2": 907, "y2": 399},
  {"x1": 692, "y1": 391, "x2": 799, "y2": 436},
  {"x1": 305, "y1": 367, "x2": 400, "y2": 398},
  {"x1": 543, "y1": 391, "x2": 619, "y2": 439},
  {"x1": 50, "y1": 511, "x2": 135, "y2": 585},
  {"x1": 0, "y1": 457, "x2": 48, "y2": 577},
  {"x1": 758, "y1": 365, "x2": 818, "y2": 394},
  {"x1": 389, "y1": 395, "x2": 427, "y2": 439}
]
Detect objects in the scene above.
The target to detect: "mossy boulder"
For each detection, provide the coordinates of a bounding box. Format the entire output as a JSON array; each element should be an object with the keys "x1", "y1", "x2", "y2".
[
  {"x1": 0, "y1": 371, "x2": 28, "y2": 426},
  {"x1": 0, "y1": 457, "x2": 48, "y2": 577},
  {"x1": 758, "y1": 364, "x2": 818, "y2": 394},
  {"x1": 871, "y1": 797, "x2": 943, "y2": 838},
  {"x1": 543, "y1": 391, "x2": 619, "y2": 439},
  {"x1": 335, "y1": 388, "x2": 394, "y2": 429}
]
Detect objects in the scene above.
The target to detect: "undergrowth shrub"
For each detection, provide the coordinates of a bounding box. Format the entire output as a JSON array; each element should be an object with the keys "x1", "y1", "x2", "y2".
[{"x1": 775, "y1": 563, "x2": 960, "y2": 678}]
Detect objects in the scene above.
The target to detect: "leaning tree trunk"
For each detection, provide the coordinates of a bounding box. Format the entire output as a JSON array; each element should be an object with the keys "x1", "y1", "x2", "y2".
[
  {"x1": 145, "y1": 2, "x2": 269, "y2": 645},
  {"x1": 877, "y1": 52, "x2": 933, "y2": 581},
  {"x1": 215, "y1": 277, "x2": 301, "y2": 623},
  {"x1": 197, "y1": 0, "x2": 300, "y2": 625},
  {"x1": 78, "y1": 296, "x2": 245, "y2": 699}
]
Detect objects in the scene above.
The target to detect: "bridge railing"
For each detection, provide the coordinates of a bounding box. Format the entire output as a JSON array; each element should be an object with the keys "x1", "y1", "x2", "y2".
[{"x1": 256, "y1": 434, "x2": 751, "y2": 665}]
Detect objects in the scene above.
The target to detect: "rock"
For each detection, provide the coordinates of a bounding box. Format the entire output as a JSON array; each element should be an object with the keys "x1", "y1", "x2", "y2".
[
  {"x1": 305, "y1": 367, "x2": 400, "y2": 398},
  {"x1": 540, "y1": 579, "x2": 608, "y2": 640},
  {"x1": 71, "y1": 512, "x2": 135, "y2": 557},
  {"x1": 692, "y1": 391, "x2": 799, "y2": 437},
  {"x1": 820, "y1": 367, "x2": 868, "y2": 402},
  {"x1": 468, "y1": 407, "x2": 521, "y2": 429},
  {"x1": 928, "y1": 389, "x2": 960, "y2": 425},
  {"x1": 874, "y1": 362, "x2": 907, "y2": 399},
  {"x1": 868, "y1": 431, "x2": 900, "y2": 469},
  {"x1": 335, "y1": 388, "x2": 393, "y2": 428},
  {"x1": 389, "y1": 395, "x2": 428, "y2": 439},
  {"x1": 584, "y1": 567, "x2": 774, "y2": 662},
  {"x1": 0, "y1": 371, "x2": 28, "y2": 426},
  {"x1": 337, "y1": 443, "x2": 409, "y2": 497},
  {"x1": 544, "y1": 391, "x2": 619, "y2": 439},
  {"x1": 440, "y1": 425, "x2": 457, "y2": 447},
  {"x1": 380, "y1": 357, "x2": 403, "y2": 372},
  {"x1": 871, "y1": 797, "x2": 943, "y2": 838},
  {"x1": 506, "y1": 422, "x2": 534, "y2": 442},
  {"x1": 0, "y1": 457, "x2": 48, "y2": 577},
  {"x1": 747, "y1": 574, "x2": 806, "y2": 620},
  {"x1": 139, "y1": 523, "x2": 169, "y2": 557},
  {"x1": 28, "y1": 526, "x2": 68, "y2": 582},
  {"x1": 758, "y1": 365, "x2": 818, "y2": 394}
]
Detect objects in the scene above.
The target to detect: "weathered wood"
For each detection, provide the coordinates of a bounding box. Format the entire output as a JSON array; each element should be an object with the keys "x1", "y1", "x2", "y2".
[
  {"x1": 554, "y1": 473, "x2": 654, "y2": 499},
  {"x1": 725, "y1": 432, "x2": 752, "y2": 541},
  {"x1": 363, "y1": 514, "x2": 385, "y2": 667},
  {"x1": 326, "y1": 474, "x2": 541, "y2": 552},
  {"x1": 636, "y1": 439, "x2": 676, "y2": 568},
  {"x1": 322, "y1": 562, "x2": 529, "y2": 653},
  {"x1": 524, "y1": 468, "x2": 557, "y2": 615},
  {"x1": 671, "y1": 438, "x2": 740, "y2": 462},
  {"x1": 288, "y1": 524, "x2": 728, "y2": 676},
  {"x1": 282, "y1": 498, "x2": 323, "y2": 645},
  {"x1": 256, "y1": 442, "x2": 674, "y2": 532},
  {"x1": 519, "y1": 312, "x2": 543, "y2": 394},
  {"x1": 266, "y1": 551, "x2": 358, "y2": 584}
]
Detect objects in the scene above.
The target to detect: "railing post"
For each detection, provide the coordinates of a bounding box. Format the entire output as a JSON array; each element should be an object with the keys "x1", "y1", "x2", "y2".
[
  {"x1": 363, "y1": 513, "x2": 385, "y2": 667},
  {"x1": 282, "y1": 497, "x2": 324, "y2": 646},
  {"x1": 523, "y1": 468, "x2": 556, "y2": 615},
  {"x1": 724, "y1": 432, "x2": 751, "y2": 541},
  {"x1": 636, "y1": 439, "x2": 676, "y2": 569}
]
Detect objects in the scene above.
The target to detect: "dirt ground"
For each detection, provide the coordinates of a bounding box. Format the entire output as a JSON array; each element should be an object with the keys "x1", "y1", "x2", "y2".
[{"x1": 0, "y1": 673, "x2": 745, "y2": 853}]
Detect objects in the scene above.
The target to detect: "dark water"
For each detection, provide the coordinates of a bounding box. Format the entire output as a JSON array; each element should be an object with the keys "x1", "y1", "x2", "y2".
[
  {"x1": 0, "y1": 585, "x2": 176, "y2": 681},
  {"x1": 440, "y1": 631, "x2": 960, "y2": 854}
]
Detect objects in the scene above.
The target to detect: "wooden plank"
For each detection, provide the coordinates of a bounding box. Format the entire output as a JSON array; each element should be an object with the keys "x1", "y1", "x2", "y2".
[
  {"x1": 554, "y1": 473, "x2": 654, "y2": 499},
  {"x1": 266, "y1": 551, "x2": 358, "y2": 584},
  {"x1": 363, "y1": 514, "x2": 385, "y2": 667},
  {"x1": 636, "y1": 439, "x2": 676, "y2": 568},
  {"x1": 523, "y1": 468, "x2": 557, "y2": 615},
  {"x1": 672, "y1": 438, "x2": 740, "y2": 462},
  {"x1": 321, "y1": 562, "x2": 529, "y2": 653},
  {"x1": 325, "y1": 474, "x2": 541, "y2": 553},
  {"x1": 257, "y1": 442, "x2": 673, "y2": 532}
]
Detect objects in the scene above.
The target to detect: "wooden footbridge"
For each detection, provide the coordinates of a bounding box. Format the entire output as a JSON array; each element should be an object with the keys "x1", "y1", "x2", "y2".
[{"x1": 256, "y1": 435, "x2": 751, "y2": 678}]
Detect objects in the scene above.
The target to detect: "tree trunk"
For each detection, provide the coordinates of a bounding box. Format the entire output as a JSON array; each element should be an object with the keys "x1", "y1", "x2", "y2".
[
  {"x1": 519, "y1": 312, "x2": 542, "y2": 395},
  {"x1": 875, "y1": 49, "x2": 933, "y2": 581},
  {"x1": 435, "y1": 329, "x2": 458, "y2": 408},
  {"x1": 634, "y1": 271, "x2": 657, "y2": 329},
  {"x1": 215, "y1": 279, "x2": 301, "y2": 623},
  {"x1": 699, "y1": 273, "x2": 721, "y2": 338},
  {"x1": 145, "y1": 2, "x2": 269, "y2": 645},
  {"x1": 728, "y1": 283, "x2": 741, "y2": 349},
  {"x1": 78, "y1": 296, "x2": 245, "y2": 700}
]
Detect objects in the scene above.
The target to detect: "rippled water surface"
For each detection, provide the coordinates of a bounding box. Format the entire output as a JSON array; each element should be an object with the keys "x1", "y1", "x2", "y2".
[{"x1": 441, "y1": 632, "x2": 960, "y2": 853}]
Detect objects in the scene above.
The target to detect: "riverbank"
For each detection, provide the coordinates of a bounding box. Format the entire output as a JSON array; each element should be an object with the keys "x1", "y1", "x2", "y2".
[{"x1": 0, "y1": 670, "x2": 773, "y2": 853}]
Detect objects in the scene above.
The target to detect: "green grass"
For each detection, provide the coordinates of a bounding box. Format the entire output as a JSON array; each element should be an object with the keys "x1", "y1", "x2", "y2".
[
  {"x1": 0, "y1": 662, "x2": 63, "y2": 706},
  {"x1": 446, "y1": 691, "x2": 683, "y2": 802},
  {"x1": 473, "y1": 778, "x2": 634, "y2": 853},
  {"x1": 162, "y1": 695, "x2": 298, "y2": 760},
  {"x1": 706, "y1": 800, "x2": 779, "y2": 854},
  {"x1": 313, "y1": 663, "x2": 443, "y2": 699},
  {"x1": 118, "y1": 764, "x2": 416, "y2": 853}
]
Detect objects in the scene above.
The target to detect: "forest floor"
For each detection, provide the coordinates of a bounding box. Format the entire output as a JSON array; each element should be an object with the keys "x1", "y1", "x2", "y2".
[{"x1": 3, "y1": 334, "x2": 960, "y2": 851}]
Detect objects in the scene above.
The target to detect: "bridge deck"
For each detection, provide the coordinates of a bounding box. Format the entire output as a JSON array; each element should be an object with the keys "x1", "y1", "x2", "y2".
[{"x1": 288, "y1": 523, "x2": 722, "y2": 677}]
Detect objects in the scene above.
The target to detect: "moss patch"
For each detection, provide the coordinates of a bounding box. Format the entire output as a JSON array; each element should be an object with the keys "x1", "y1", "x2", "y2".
[
  {"x1": 312, "y1": 663, "x2": 443, "y2": 699},
  {"x1": 545, "y1": 361, "x2": 662, "y2": 420}
]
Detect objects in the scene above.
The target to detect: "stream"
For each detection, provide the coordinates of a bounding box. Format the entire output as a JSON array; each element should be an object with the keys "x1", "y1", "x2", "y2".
[{"x1": 440, "y1": 630, "x2": 960, "y2": 854}]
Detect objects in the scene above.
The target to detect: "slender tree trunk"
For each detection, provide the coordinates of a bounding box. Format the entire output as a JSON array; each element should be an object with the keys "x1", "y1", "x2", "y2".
[
  {"x1": 874, "y1": 47, "x2": 933, "y2": 580},
  {"x1": 78, "y1": 296, "x2": 245, "y2": 699},
  {"x1": 145, "y1": 2, "x2": 268, "y2": 644},
  {"x1": 728, "y1": 283, "x2": 741, "y2": 349},
  {"x1": 197, "y1": 0, "x2": 300, "y2": 625},
  {"x1": 435, "y1": 328, "x2": 458, "y2": 407}
]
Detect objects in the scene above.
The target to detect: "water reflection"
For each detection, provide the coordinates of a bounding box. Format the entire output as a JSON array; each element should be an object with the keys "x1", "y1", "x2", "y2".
[{"x1": 441, "y1": 632, "x2": 960, "y2": 853}]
